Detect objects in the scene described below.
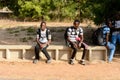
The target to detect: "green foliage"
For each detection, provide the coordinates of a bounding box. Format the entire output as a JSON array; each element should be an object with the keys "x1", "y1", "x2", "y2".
[
  {"x1": 90, "y1": 0, "x2": 120, "y2": 24},
  {"x1": 0, "y1": 0, "x2": 120, "y2": 24},
  {"x1": 18, "y1": 0, "x2": 42, "y2": 19}
]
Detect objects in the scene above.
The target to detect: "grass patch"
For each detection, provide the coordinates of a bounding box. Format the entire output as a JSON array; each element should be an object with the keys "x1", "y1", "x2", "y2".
[
  {"x1": 56, "y1": 29, "x2": 65, "y2": 32},
  {"x1": 50, "y1": 29, "x2": 56, "y2": 32},
  {"x1": 20, "y1": 28, "x2": 26, "y2": 31},
  {"x1": 26, "y1": 27, "x2": 36, "y2": 35},
  {"x1": 6, "y1": 28, "x2": 20, "y2": 34},
  {"x1": 14, "y1": 34, "x2": 19, "y2": 36},
  {"x1": 28, "y1": 36, "x2": 33, "y2": 40},
  {"x1": 27, "y1": 27, "x2": 35, "y2": 33},
  {"x1": 20, "y1": 37, "x2": 28, "y2": 42}
]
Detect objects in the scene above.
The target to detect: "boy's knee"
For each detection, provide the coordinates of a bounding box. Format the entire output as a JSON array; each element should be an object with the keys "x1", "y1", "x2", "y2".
[
  {"x1": 35, "y1": 44, "x2": 40, "y2": 49},
  {"x1": 82, "y1": 43, "x2": 88, "y2": 49},
  {"x1": 73, "y1": 47, "x2": 77, "y2": 51}
]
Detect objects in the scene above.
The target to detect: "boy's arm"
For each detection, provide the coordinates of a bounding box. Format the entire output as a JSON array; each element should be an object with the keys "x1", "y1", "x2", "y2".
[
  {"x1": 47, "y1": 38, "x2": 51, "y2": 45},
  {"x1": 79, "y1": 35, "x2": 83, "y2": 43},
  {"x1": 105, "y1": 33, "x2": 109, "y2": 49},
  {"x1": 106, "y1": 33, "x2": 109, "y2": 45},
  {"x1": 36, "y1": 34, "x2": 42, "y2": 47},
  {"x1": 105, "y1": 27, "x2": 110, "y2": 46},
  {"x1": 79, "y1": 28, "x2": 84, "y2": 43},
  {"x1": 47, "y1": 30, "x2": 51, "y2": 45}
]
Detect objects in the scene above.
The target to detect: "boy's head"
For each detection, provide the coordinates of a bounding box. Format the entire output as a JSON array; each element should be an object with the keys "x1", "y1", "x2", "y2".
[
  {"x1": 73, "y1": 19, "x2": 80, "y2": 28},
  {"x1": 40, "y1": 21, "x2": 46, "y2": 30},
  {"x1": 105, "y1": 19, "x2": 112, "y2": 27}
]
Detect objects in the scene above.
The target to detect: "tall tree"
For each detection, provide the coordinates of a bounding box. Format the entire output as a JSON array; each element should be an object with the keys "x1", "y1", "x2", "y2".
[{"x1": 89, "y1": 0, "x2": 120, "y2": 24}]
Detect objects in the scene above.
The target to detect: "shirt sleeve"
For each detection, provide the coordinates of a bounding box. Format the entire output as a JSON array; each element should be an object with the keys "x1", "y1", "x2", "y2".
[
  {"x1": 105, "y1": 27, "x2": 110, "y2": 34},
  {"x1": 36, "y1": 29, "x2": 39, "y2": 34},
  {"x1": 79, "y1": 27, "x2": 83, "y2": 35},
  {"x1": 48, "y1": 29, "x2": 51, "y2": 40},
  {"x1": 67, "y1": 28, "x2": 71, "y2": 37},
  {"x1": 36, "y1": 29, "x2": 40, "y2": 39},
  {"x1": 103, "y1": 27, "x2": 110, "y2": 34},
  {"x1": 107, "y1": 28, "x2": 110, "y2": 33}
]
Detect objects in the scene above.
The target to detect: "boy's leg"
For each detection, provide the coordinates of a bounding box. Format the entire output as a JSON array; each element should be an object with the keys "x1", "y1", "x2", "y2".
[
  {"x1": 69, "y1": 43, "x2": 77, "y2": 65},
  {"x1": 80, "y1": 42, "x2": 88, "y2": 65},
  {"x1": 81, "y1": 42, "x2": 88, "y2": 60},
  {"x1": 111, "y1": 35, "x2": 117, "y2": 46},
  {"x1": 34, "y1": 44, "x2": 40, "y2": 60},
  {"x1": 41, "y1": 45, "x2": 51, "y2": 63},
  {"x1": 71, "y1": 48, "x2": 77, "y2": 59},
  {"x1": 33, "y1": 44, "x2": 40, "y2": 64},
  {"x1": 107, "y1": 42, "x2": 116, "y2": 62}
]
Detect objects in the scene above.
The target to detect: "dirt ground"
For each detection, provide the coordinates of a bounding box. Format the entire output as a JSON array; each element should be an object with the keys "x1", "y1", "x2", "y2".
[
  {"x1": 0, "y1": 57, "x2": 120, "y2": 80},
  {"x1": 0, "y1": 20, "x2": 120, "y2": 80}
]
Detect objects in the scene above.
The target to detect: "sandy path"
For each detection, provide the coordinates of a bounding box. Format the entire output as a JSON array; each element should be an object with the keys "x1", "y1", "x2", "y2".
[{"x1": 0, "y1": 58, "x2": 120, "y2": 80}]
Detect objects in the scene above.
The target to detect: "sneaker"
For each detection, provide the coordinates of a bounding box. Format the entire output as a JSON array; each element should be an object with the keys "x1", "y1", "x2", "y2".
[
  {"x1": 79, "y1": 60, "x2": 85, "y2": 65},
  {"x1": 107, "y1": 59, "x2": 112, "y2": 64},
  {"x1": 69, "y1": 59, "x2": 74, "y2": 65},
  {"x1": 33, "y1": 59, "x2": 39, "y2": 64},
  {"x1": 107, "y1": 61, "x2": 112, "y2": 64},
  {"x1": 46, "y1": 59, "x2": 51, "y2": 64}
]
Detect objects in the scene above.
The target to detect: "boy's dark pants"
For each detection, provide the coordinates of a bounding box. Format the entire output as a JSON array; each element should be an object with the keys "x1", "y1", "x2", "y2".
[
  {"x1": 34, "y1": 44, "x2": 51, "y2": 60},
  {"x1": 70, "y1": 42, "x2": 87, "y2": 60}
]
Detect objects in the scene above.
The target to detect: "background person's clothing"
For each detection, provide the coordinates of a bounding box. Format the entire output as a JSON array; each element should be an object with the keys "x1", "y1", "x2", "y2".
[
  {"x1": 111, "y1": 20, "x2": 120, "y2": 45},
  {"x1": 111, "y1": 34, "x2": 120, "y2": 45},
  {"x1": 107, "y1": 42, "x2": 115, "y2": 62},
  {"x1": 102, "y1": 26, "x2": 115, "y2": 62},
  {"x1": 115, "y1": 20, "x2": 120, "y2": 28},
  {"x1": 102, "y1": 25, "x2": 110, "y2": 45},
  {"x1": 112, "y1": 20, "x2": 120, "y2": 35}
]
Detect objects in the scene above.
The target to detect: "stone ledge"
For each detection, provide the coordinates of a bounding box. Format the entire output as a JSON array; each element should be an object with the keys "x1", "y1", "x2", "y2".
[{"x1": 0, "y1": 45, "x2": 107, "y2": 62}]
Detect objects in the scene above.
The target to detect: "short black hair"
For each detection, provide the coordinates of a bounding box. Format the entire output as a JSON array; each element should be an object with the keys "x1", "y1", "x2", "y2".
[{"x1": 73, "y1": 19, "x2": 80, "y2": 24}]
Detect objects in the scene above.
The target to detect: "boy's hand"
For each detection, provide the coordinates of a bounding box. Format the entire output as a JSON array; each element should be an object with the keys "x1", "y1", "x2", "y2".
[{"x1": 39, "y1": 43, "x2": 47, "y2": 49}]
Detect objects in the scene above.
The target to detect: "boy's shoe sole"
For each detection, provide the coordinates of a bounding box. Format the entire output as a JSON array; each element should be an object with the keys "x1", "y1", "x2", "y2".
[
  {"x1": 79, "y1": 60, "x2": 85, "y2": 65},
  {"x1": 33, "y1": 59, "x2": 39, "y2": 64},
  {"x1": 68, "y1": 60, "x2": 74, "y2": 65},
  {"x1": 46, "y1": 59, "x2": 52, "y2": 64}
]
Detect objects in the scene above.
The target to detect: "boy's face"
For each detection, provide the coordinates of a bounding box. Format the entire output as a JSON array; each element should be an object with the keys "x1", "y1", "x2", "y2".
[
  {"x1": 74, "y1": 22, "x2": 80, "y2": 28},
  {"x1": 41, "y1": 23, "x2": 46, "y2": 30},
  {"x1": 108, "y1": 21, "x2": 112, "y2": 27}
]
